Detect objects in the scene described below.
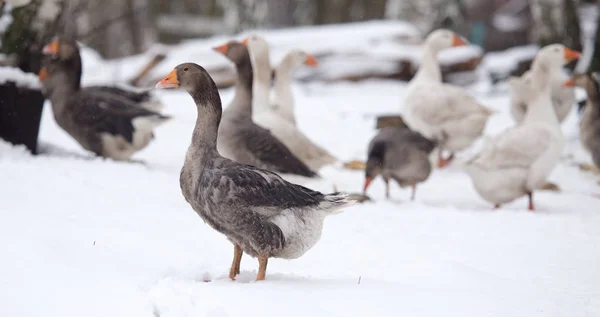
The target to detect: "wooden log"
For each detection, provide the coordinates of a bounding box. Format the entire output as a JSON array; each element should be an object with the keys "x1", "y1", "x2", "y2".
[
  {"x1": 375, "y1": 115, "x2": 407, "y2": 129},
  {"x1": 128, "y1": 53, "x2": 166, "y2": 87}
]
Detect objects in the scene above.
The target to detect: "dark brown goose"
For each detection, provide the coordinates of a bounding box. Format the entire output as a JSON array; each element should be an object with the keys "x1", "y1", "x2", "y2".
[
  {"x1": 212, "y1": 40, "x2": 317, "y2": 178},
  {"x1": 155, "y1": 62, "x2": 354, "y2": 281}
]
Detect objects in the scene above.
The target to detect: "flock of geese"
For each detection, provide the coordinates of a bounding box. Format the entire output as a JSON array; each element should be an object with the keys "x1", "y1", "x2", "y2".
[{"x1": 35, "y1": 28, "x2": 599, "y2": 281}]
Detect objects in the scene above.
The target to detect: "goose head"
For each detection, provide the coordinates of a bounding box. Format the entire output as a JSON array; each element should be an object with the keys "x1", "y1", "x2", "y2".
[
  {"x1": 564, "y1": 72, "x2": 600, "y2": 98},
  {"x1": 242, "y1": 34, "x2": 270, "y2": 60},
  {"x1": 283, "y1": 49, "x2": 318, "y2": 68},
  {"x1": 41, "y1": 37, "x2": 80, "y2": 63},
  {"x1": 212, "y1": 40, "x2": 251, "y2": 67},
  {"x1": 423, "y1": 29, "x2": 468, "y2": 54},
  {"x1": 532, "y1": 44, "x2": 580, "y2": 71}
]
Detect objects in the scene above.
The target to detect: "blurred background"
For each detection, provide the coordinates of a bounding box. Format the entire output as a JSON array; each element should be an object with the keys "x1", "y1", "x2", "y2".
[{"x1": 0, "y1": 0, "x2": 598, "y2": 69}]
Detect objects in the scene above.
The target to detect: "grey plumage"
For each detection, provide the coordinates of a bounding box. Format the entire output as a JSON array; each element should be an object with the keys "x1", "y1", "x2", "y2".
[
  {"x1": 214, "y1": 42, "x2": 317, "y2": 178},
  {"x1": 364, "y1": 127, "x2": 437, "y2": 199},
  {"x1": 157, "y1": 61, "x2": 354, "y2": 280},
  {"x1": 573, "y1": 73, "x2": 600, "y2": 170}
]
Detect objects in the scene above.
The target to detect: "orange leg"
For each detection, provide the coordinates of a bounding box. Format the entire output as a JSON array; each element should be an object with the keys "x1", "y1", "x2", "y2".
[
  {"x1": 256, "y1": 253, "x2": 269, "y2": 281},
  {"x1": 527, "y1": 192, "x2": 534, "y2": 211},
  {"x1": 229, "y1": 244, "x2": 243, "y2": 280}
]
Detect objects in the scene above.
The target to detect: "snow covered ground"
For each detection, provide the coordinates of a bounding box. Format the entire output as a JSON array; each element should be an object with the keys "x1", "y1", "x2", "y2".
[{"x1": 2, "y1": 22, "x2": 600, "y2": 317}]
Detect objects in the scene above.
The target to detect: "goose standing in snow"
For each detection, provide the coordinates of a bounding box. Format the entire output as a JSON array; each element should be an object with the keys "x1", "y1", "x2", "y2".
[
  {"x1": 402, "y1": 29, "x2": 494, "y2": 168},
  {"x1": 508, "y1": 45, "x2": 580, "y2": 124},
  {"x1": 38, "y1": 39, "x2": 170, "y2": 161},
  {"x1": 213, "y1": 40, "x2": 317, "y2": 177},
  {"x1": 464, "y1": 45, "x2": 576, "y2": 210},
  {"x1": 154, "y1": 62, "x2": 355, "y2": 281},
  {"x1": 363, "y1": 127, "x2": 437, "y2": 200},
  {"x1": 566, "y1": 72, "x2": 600, "y2": 175},
  {"x1": 243, "y1": 35, "x2": 338, "y2": 170}
]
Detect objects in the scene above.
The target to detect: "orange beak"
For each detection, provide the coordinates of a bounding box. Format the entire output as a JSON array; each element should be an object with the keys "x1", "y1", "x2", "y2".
[
  {"x1": 241, "y1": 37, "x2": 249, "y2": 46},
  {"x1": 564, "y1": 47, "x2": 581, "y2": 62},
  {"x1": 452, "y1": 34, "x2": 467, "y2": 47},
  {"x1": 304, "y1": 55, "x2": 318, "y2": 67},
  {"x1": 563, "y1": 78, "x2": 574, "y2": 87},
  {"x1": 363, "y1": 176, "x2": 373, "y2": 193},
  {"x1": 212, "y1": 43, "x2": 229, "y2": 55},
  {"x1": 155, "y1": 69, "x2": 179, "y2": 89},
  {"x1": 38, "y1": 66, "x2": 48, "y2": 81},
  {"x1": 42, "y1": 40, "x2": 59, "y2": 55}
]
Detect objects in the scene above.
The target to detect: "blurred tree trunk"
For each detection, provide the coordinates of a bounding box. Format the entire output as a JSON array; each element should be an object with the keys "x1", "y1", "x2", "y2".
[
  {"x1": 315, "y1": 0, "x2": 352, "y2": 24},
  {"x1": 267, "y1": 0, "x2": 295, "y2": 27},
  {"x1": 85, "y1": 0, "x2": 156, "y2": 59},
  {"x1": 530, "y1": 0, "x2": 581, "y2": 51},
  {"x1": 588, "y1": 13, "x2": 600, "y2": 72},
  {"x1": 355, "y1": 0, "x2": 387, "y2": 21}
]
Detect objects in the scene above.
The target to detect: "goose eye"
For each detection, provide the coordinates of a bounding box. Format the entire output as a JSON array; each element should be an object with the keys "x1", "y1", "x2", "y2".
[
  {"x1": 554, "y1": 48, "x2": 560, "y2": 52},
  {"x1": 183, "y1": 67, "x2": 189, "y2": 72}
]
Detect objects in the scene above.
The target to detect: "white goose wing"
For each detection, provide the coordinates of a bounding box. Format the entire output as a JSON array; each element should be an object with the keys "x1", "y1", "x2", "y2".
[{"x1": 470, "y1": 124, "x2": 554, "y2": 170}]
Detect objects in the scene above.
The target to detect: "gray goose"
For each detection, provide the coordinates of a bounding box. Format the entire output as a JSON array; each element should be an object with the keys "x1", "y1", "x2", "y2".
[
  {"x1": 363, "y1": 127, "x2": 437, "y2": 200},
  {"x1": 154, "y1": 62, "x2": 355, "y2": 281},
  {"x1": 567, "y1": 73, "x2": 600, "y2": 174},
  {"x1": 38, "y1": 39, "x2": 170, "y2": 161},
  {"x1": 212, "y1": 41, "x2": 317, "y2": 178}
]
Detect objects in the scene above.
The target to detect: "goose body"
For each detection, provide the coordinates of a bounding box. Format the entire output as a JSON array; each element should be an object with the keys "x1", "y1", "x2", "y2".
[
  {"x1": 402, "y1": 29, "x2": 493, "y2": 168},
  {"x1": 465, "y1": 44, "x2": 579, "y2": 210},
  {"x1": 154, "y1": 56, "x2": 354, "y2": 281},
  {"x1": 246, "y1": 36, "x2": 337, "y2": 170}
]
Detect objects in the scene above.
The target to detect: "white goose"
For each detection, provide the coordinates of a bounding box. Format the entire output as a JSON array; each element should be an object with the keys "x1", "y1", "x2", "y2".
[
  {"x1": 402, "y1": 29, "x2": 494, "y2": 168},
  {"x1": 508, "y1": 45, "x2": 580, "y2": 124},
  {"x1": 271, "y1": 49, "x2": 316, "y2": 127},
  {"x1": 243, "y1": 35, "x2": 338, "y2": 170},
  {"x1": 464, "y1": 45, "x2": 577, "y2": 210}
]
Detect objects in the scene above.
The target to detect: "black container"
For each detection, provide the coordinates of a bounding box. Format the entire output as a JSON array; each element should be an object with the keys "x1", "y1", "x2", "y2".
[{"x1": 0, "y1": 81, "x2": 45, "y2": 154}]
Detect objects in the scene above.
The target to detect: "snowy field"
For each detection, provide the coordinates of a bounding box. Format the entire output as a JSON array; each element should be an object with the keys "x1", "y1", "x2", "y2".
[{"x1": 2, "y1": 22, "x2": 600, "y2": 317}]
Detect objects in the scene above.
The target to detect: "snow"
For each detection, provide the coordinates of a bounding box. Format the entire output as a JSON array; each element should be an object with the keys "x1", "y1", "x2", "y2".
[
  {"x1": 0, "y1": 66, "x2": 41, "y2": 89},
  {"x1": 2, "y1": 22, "x2": 600, "y2": 317}
]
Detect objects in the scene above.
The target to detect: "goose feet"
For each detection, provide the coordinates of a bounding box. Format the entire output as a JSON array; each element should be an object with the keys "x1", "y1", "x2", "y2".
[
  {"x1": 229, "y1": 244, "x2": 243, "y2": 280},
  {"x1": 256, "y1": 253, "x2": 269, "y2": 281},
  {"x1": 437, "y1": 152, "x2": 454, "y2": 168}
]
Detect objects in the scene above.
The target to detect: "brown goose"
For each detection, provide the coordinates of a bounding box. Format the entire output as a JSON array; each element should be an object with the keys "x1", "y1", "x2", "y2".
[
  {"x1": 213, "y1": 40, "x2": 317, "y2": 178},
  {"x1": 566, "y1": 73, "x2": 600, "y2": 175},
  {"x1": 363, "y1": 127, "x2": 437, "y2": 200},
  {"x1": 38, "y1": 39, "x2": 170, "y2": 161},
  {"x1": 155, "y1": 62, "x2": 354, "y2": 281}
]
